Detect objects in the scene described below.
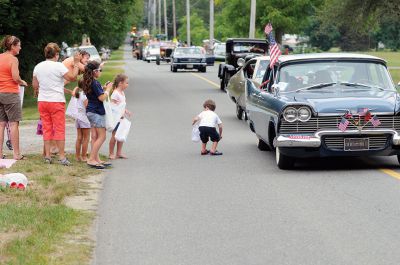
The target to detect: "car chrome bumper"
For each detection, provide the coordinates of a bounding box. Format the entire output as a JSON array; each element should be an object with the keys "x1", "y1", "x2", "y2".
[
  {"x1": 173, "y1": 63, "x2": 207, "y2": 66},
  {"x1": 274, "y1": 129, "x2": 400, "y2": 148}
]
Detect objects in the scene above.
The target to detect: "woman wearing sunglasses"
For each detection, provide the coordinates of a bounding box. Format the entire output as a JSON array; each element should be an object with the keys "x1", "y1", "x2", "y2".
[{"x1": 82, "y1": 61, "x2": 113, "y2": 169}]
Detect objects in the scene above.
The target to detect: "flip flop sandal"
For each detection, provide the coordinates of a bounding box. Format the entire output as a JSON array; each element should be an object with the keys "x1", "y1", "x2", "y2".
[
  {"x1": 201, "y1": 150, "x2": 210, "y2": 155},
  {"x1": 87, "y1": 163, "x2": 105, "y2": 169},
  {"x1": 44, "y1": 157, "x2": 52, "y2": 164},
  {"x1": 210, "y1": 151, "x2": 223, "y2": 156},
  {"x1": 15, "y1": 155, "x2": 26, "y2": 160},
  {"x1": 101, "y1": 162, "x2": 112, "y2": 167}
]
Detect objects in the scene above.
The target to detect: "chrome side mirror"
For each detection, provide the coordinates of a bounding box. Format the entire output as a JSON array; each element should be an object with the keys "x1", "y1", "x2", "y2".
[
  {"x1": 237, "y1": 58, "x2": 245, "y2": 67},
  {"x1": 271, "y1": 83, "x2": 280, "y2": 96}
]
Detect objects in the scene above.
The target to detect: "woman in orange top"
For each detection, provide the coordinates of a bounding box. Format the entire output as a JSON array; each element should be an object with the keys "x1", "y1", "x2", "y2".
[{"x1": 0, "y1": 35, "x2": 27, "y2": 160}]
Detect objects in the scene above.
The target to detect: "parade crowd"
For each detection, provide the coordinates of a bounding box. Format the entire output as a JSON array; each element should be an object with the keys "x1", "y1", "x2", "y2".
[{"x1": 0, "y1": 35, "x2": 131, "y2": 169}]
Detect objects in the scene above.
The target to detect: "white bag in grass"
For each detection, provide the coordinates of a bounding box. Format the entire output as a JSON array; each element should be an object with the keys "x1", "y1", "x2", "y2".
[
  {"x1": 191, "y1": 125, "x2": 200, "y2": 142},
  {"x1": 115, "y1": 118, "x2": 131, "y2": 142}
]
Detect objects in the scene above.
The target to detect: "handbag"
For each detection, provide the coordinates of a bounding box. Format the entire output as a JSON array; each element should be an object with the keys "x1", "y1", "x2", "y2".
[
  {"x1": 66, "y1": 96, "x2": 79, "y2": 119},
  {"x1": 191, "y1": 125, "x2": 200, "y2": 142},
  {"x1": 104, "y1": 95, "x2": 116, "y2": 132},
  {"x1": 115, "y1": 118, "x2": 131, "y2": 142},
  {"x1": 36, "y1": 120, "x2": 43, "y2": 135}
]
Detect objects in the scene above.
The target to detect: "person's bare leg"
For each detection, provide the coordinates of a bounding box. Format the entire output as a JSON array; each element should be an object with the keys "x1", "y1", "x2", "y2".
[
  {"x1": 56, "y1": 140, "x2": 66, "y2": 160},
  {"x1": 210, "y1": 141, "x2": 218, "y2": 153},
  {"x1": 90, "y1": 127, "x2": 97, "y2": 151},
  {"x1": 43, "y1": 140, "x2": 51, "y2": 158},
  {"x1": 116, "y1": 141, "x2": 126, "y2": 158},
  {"x1": 201, "y1": 143, "x2": 207, "y2": 153},
  {"x1": 81, "y1": 129, "x2": 90, "y2": 162},
  {"x1": 9, "y1": 122, "x2": 21, "y2": 159},
  {"x1": 75, "y1": 128, "x2": 83, "y2": 161},
  {"x1": 0, "y1": 122, "x2": 6, "y2": 158},
  {"x1": 109, "y1": 131, "x2": 116, "y2": 159},
  {"x1": 87, "y1": 128, "x2": 106, "y2": 165}
]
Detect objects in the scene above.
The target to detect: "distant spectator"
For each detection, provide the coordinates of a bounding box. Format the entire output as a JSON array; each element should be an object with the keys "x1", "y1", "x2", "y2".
[
  {"x1": 0, "y1": 35, "x2": 27, "y2": 160},
  {"x1": 32, "y1": 42, "x2": 81, "y2": 165}
]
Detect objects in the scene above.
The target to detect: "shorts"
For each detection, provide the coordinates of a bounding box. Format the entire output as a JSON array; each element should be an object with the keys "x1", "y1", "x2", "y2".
[
  {"x1": 0, "y1": 93, "x2": 22, "y2": 122},
  {"x1": 199, "y1": 126, "x2": 220, "y2": 143},
  {"x1": 86, "y1": 112, "x2": 105, "y2": 128},
  {"x1": 38, "y1": 101, "x2": 65, "y2": 141},
  {"x1": 76, "y1": 119, "x2": 91, "y2": 129}
]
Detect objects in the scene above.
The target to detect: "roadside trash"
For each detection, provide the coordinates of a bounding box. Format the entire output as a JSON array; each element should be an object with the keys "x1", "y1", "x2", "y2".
[
  {"x1": 0, "y1": 159, "x2": 17, "y2": 168},
  {"x1": 0, "y1": 173, "x2": 28, "y2": 190},
  {"x1": 192, "y1": 125, "x2": 200, "y2": 142}
]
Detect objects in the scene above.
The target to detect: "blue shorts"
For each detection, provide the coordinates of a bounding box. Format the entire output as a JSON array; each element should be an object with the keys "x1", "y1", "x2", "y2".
[{"x1": 86, "y1": 112, "x2": 105, "y2": 128}]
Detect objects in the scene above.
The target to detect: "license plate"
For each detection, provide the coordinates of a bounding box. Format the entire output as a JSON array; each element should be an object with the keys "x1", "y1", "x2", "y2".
[
  {"x1": 186, "y1": 64, "x2": 193, "y2": 68},
  {"x1": 344, "y1": 138, "x2": 369, "y2": 151}
]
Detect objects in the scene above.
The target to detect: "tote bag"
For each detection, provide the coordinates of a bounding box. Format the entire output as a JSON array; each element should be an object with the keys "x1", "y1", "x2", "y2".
[
  {"x1": 66, "y1": 97, "x2": 79, "y2": 119},
  {"x1": 115, "y1": 118, "x2": 131, "y2": 142},
  {"x1": 104, "y1": 95, "x2": 116, "y2": 132}
]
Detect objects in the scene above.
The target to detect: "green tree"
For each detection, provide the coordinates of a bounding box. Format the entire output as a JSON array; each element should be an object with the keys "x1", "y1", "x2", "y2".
[{"x1": 178, "y1": 12, "x2": 208, "y2": 45}]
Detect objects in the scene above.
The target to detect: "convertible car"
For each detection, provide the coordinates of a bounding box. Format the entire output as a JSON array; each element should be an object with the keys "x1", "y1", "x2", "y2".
[
  {"x1": 227, "y1": 56, "x2": 270, "y2": 120},
  {"x1": 245, "y1": 53, "x2": 400, "y2": 169}
]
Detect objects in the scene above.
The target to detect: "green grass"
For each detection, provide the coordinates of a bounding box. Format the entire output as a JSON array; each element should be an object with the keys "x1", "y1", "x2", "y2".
[
  {"x1": 22, "y1": 48, "x2": 125, "y2": 120},
  {"x1": 361, "y1": 51, "x2": 400, "y2": 67},
  {"x1": 0, "y1": 155, "x2": 99, "y2": 264}
]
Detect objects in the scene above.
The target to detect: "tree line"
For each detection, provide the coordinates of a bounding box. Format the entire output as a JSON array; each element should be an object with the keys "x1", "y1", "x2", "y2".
[
  {"x1": 0, "y1": 0, "x2": 144, "y2": 81},
  {"x1": 145, "y1": 0, "x2": 400, "y2": 51}
]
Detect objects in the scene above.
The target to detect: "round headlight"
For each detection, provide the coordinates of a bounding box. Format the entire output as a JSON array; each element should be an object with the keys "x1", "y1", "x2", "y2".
[
  {"x1": 283, "y1": 107, "x2": 297, "y2": 122},
  {"x1": 298, "y1": 107, "x2": 311, "y2": 122}
]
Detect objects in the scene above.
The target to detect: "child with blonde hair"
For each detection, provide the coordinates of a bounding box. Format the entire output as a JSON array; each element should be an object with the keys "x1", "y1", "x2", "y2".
[{"x1": 109, "y1": 74, "x2": 132, "y2": 159}]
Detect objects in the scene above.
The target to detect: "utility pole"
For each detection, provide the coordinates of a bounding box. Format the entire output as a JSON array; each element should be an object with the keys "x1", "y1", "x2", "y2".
[
  {"x1": 147, "y1": 0, "x2": 151, "y2": 29},
  {"x1": 249, "y1": 0, "x2": 256, "y2": 38},
  {"x1": 152, "y1": 0, "x2": 156, "y2": 35},
  {"x1": 210, "y1": 0, "x2": 214, "y2": 48},
  {"x1": 158, "y1": 0, "x2": 161, "y2": 34},
  {"x1": 163, "y1": 0, "x2": 168, "y2": 38},
  {"x1": 172, "y1": 0, "x2": 176, "y2": 39},
  {"x1": 186, "y1": 0, "x2": 190, "y2": 46}
]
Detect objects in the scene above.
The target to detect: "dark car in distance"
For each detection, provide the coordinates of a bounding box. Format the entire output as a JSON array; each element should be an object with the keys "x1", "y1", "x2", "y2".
[
  {"x1": 170, "y1": 47, "x2": 207, "y2": 72},
  {"x1": 245, "y1": 53, "x2": 400, "y2": 169},
  {"x1": 218, "y1": 38, "x2": 268, "y2": 91}
]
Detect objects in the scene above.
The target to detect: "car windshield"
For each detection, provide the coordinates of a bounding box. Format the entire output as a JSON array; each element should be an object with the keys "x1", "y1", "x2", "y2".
[
  {"x1": 81, "y1": 47, "x2": 99, "y2": 56},
  {"x1": 232, "y1": 43, "x2": 266, "y2": 54},
  {"x1": 174, "y1": 48, "x2": 202, "y2": 56},
  {"x1": 277, "y1": 61, "x2": 395, "y2": 92},
  {"x1": 214, "y1": 45, "x2": 225, "y2": 53}
]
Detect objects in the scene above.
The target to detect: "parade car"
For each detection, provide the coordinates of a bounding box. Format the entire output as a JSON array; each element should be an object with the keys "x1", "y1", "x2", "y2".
[
  {"x1": 226, "y1": 56, "x2": 270, "y2": 120},
  {"x1": 245, "y1": 53, "x2": 400, "y2": 169},
  {"x1": 144, "y1": 42, "x2": 161, "y2": 64},
  {"x1": 218, "y1": 38, "x2": 268, "y2": 91},
  {"x1": 170, "y1": 47, "x2": 207, "y2": 72}
]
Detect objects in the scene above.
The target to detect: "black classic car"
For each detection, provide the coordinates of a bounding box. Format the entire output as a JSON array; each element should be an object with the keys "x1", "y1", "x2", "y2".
[
  {"x1": 245, "y1": 53, "x2": 400, "y2": 169},
  {"x1": 170, "y1": 47, "x2": 207, "y2": 72},
  {"x1": 218, "y1": 38, "x2": 268, "y2": 91}
]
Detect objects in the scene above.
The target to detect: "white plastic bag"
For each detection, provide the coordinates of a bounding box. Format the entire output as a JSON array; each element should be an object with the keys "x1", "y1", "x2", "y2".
[
  {"x1": 104, "y1": 95, "x2": 116, "y2": 132},
  {"x1": 66, "y1": 97, "x2": 79, "y2": 119},
  {"x1": 192, "y1": 125, "x2": 200, "y2": 142},
  {"x1": 115, "y1": 118, "x2": 131, "y2": 142},
  {"x1": 111, "y1": 102, "x2": 126, "y2": 125}
]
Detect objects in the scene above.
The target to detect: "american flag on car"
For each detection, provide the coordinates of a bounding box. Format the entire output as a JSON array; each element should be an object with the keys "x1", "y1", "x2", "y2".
[
  {"x1": 264, "y1": 23, "x2": 281, "y2": 69},
  {"x1": 370, "y1": 115, "x2": 381, "y2": 127},
  {"x1": 338, "y1": 117, "x2": 350, "y2": 132}
]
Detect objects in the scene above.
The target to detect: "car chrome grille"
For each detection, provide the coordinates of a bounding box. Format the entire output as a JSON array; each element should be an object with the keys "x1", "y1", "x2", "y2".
[
  {"x1": 180, "y1": 58, "x2": 201, "y2": 63},
  {"x1": 323, "y1": 135, "x2": 389, "y2": 151},
  {"x1": 279, "y1": 116, "x2": 400, "y2": 134}
]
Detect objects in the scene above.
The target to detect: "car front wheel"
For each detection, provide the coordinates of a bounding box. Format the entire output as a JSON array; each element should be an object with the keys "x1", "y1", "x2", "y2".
[
  {"x1": 276, "y1": 147, "x2": 295, "y2": 169},
  {"x1": 257, "y1": 138, "x2": 270, "y2": 151}
]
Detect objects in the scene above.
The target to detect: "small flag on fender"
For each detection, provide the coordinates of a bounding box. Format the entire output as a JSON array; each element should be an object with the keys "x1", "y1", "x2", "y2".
[{"x1": 370, "y1": 115, "x2": 381, "y2": 127}]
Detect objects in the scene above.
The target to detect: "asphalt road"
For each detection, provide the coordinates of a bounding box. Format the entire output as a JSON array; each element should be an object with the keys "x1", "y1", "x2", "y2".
[{"x1": 93, "y1": 45, "x2": 400, "y2": 265}]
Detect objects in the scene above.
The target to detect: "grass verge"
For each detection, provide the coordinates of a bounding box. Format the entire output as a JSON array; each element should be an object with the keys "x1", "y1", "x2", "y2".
[{"x1": 0, "y1": 154, "x2": 99, "y2": 264}]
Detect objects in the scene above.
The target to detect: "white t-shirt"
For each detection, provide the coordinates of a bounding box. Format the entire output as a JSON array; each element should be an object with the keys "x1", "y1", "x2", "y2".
[
  {"x1": 197, "y1": 110, "x2": 222, "y2": 127},
  {"x1": 111, "y1": 90, "x2": 126, "y2": 105},
  {"x1": 33, "y1": 60, "x2": 68, "y2": 102},
  {"x1": 76, "y1": 91, "x2": 90, "y2": 123}
]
